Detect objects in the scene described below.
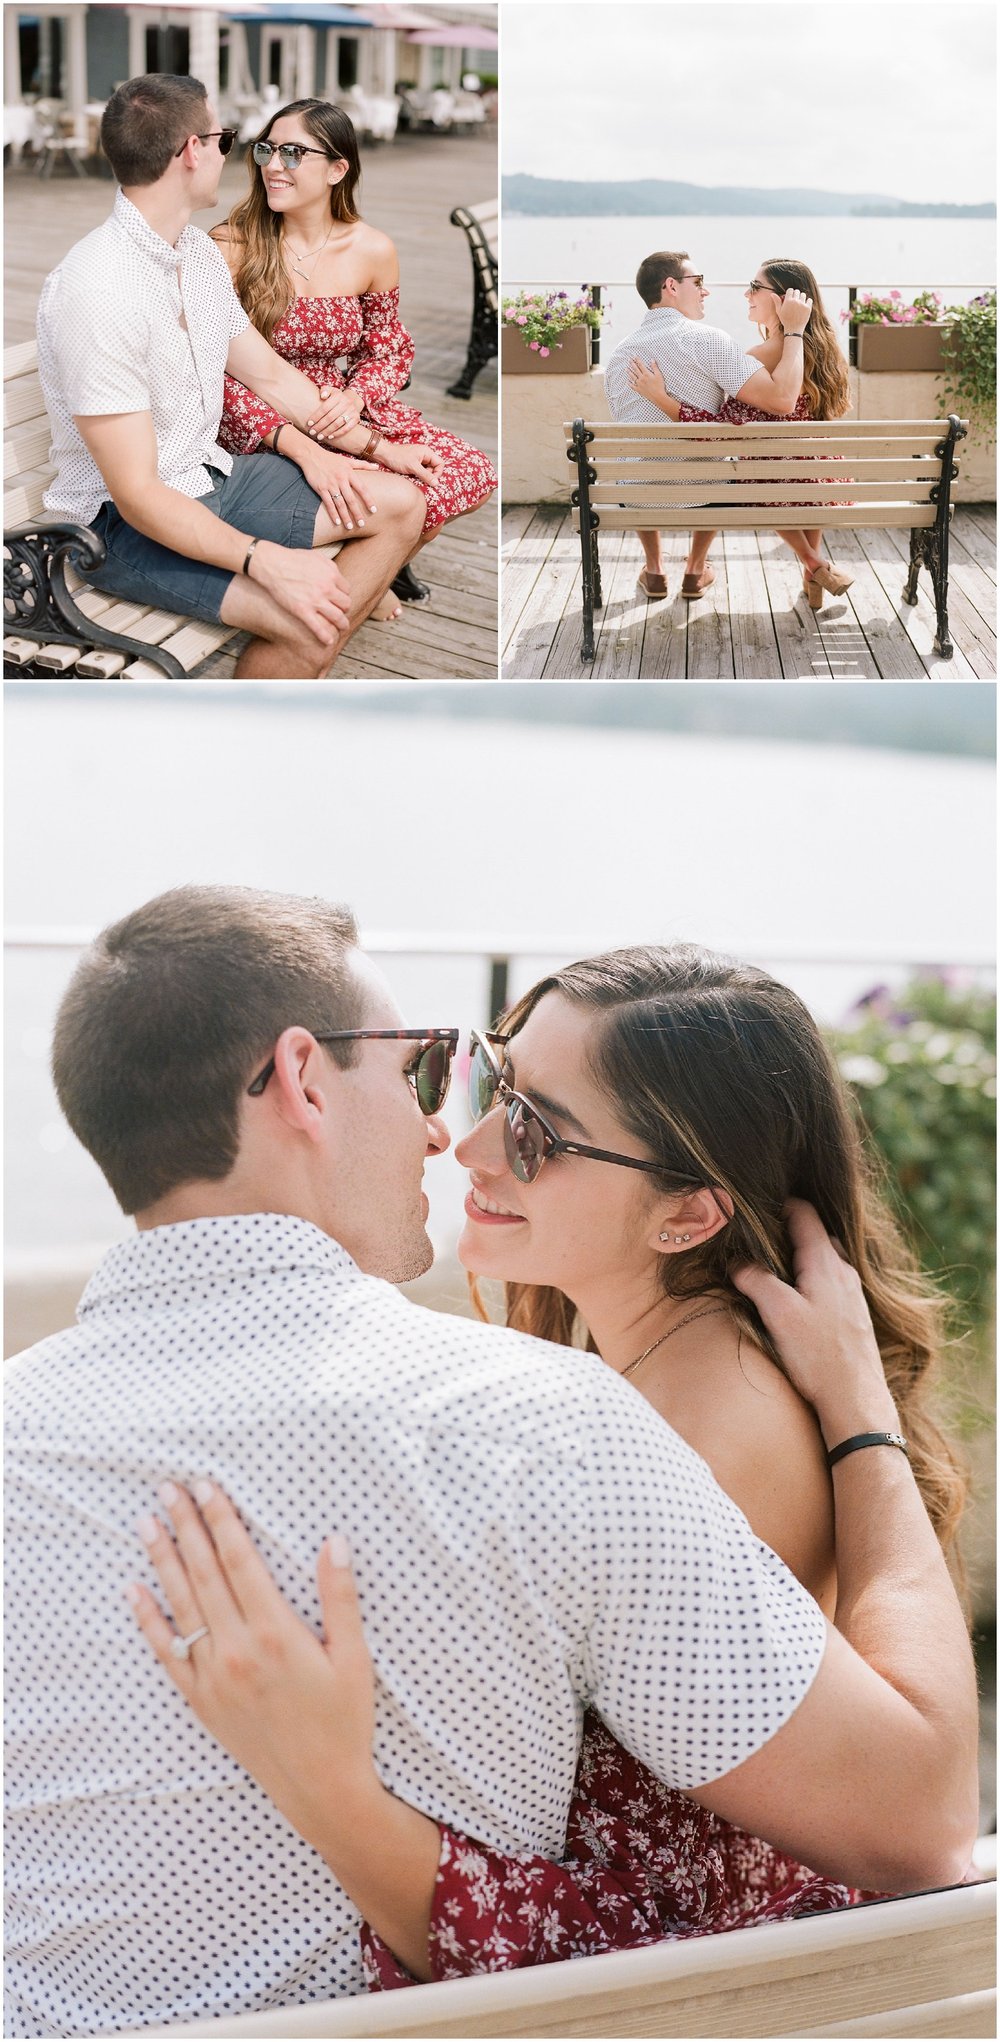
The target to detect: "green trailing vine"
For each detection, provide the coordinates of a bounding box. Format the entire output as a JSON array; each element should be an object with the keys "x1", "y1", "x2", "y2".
[{"x1": 940, "y1": 291, "x2": 997, "y2": 440}]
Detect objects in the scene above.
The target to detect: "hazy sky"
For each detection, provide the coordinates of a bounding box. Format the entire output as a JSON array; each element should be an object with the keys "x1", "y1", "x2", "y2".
[{"x1": 502, "y1": 1, "x2": 996, "y2": 206}]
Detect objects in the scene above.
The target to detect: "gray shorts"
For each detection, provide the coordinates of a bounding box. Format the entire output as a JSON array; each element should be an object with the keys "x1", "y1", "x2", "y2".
[{"x1": 85, "y1": 455, "x2": 323, "y2": 624}]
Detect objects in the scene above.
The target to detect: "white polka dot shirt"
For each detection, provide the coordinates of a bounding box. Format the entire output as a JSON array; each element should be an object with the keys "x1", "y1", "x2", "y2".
[
  {"x1": 5, "y1": 1214, "x2": 826, "y2": 2037},
  {"x1": 36, "y1": 189, "x2": 250, "y2": 526},
  {"x1": 604, "y1": 306, "x2": 761, "y2": 421}
]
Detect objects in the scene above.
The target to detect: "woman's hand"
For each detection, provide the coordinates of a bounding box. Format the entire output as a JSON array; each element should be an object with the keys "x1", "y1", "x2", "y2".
[
  {"x1": 732, "y1": 1199, "x2": 898, "y2": 1448},
  {"x1": 288, "y1": 436, "x2": 380, "y2": 529},
  {"x1": 627, "y1": 357, "x2": 681, "y2": 419},
  {"x1": 305, "y1": 383, "x2": 365, "y2": 439},
  {"x1": 128, "y1": 1481, "x2": 379, "y2": 1832},
  {"x1": 376, "y1": 440, "x2": 444, "y2": 483}
]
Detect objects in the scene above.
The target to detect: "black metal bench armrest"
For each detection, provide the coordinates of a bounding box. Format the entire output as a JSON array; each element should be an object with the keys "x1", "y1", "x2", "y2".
[{"x1": 5, "y1": 516, "x2": 107, "y2": 629}]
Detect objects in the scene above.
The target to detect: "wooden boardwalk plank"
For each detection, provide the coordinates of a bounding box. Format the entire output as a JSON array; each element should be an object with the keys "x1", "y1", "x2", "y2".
[
  {"x1": 721, "y1": 528, "x2": 782, "y2": 678},
  {"x1": 755, "y1": 537, "x2": 835, "y2": 681},
  {"x1": 500, "y1": 505, "x2": 995, "y2": 680}
]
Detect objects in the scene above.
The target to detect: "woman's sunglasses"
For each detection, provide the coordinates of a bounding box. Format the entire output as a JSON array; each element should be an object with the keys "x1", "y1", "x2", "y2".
[
  {"x1": 252, "y1": 140, "x2": 334, "y2": 171},
  {"x1": 247, "y1": 1028, "x2": 458, "y2": 1114},
  {"x1": 468, "y1": 1030, "x2": 669, "y2": 1186}
]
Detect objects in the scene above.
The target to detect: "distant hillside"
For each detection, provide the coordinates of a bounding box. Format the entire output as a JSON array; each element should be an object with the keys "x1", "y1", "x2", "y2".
[
  {"x1": 504, "y1": 175, "x2": 996, "y2": 219},
  {"x1": 315, "y1": 685, "x2": 997, "y2": 761}
]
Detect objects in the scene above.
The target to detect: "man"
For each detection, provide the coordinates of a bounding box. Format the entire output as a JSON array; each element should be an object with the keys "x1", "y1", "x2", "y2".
[
  {"x1": 603, "y1": 250, "x2": 810, "y2": 600},
  {"x1": 5, "y1": 888, "x2": 977, "y2": 2035},
  {"x1": 36, "y1": 75, "x2": 427, "y2": 679}
]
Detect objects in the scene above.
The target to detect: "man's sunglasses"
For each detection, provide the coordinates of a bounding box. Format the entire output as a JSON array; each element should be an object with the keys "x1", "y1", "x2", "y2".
[
  {"x1": 681, "y1": 273, "x2": 705, "y2": 289},
  {"x1": 175, "y1": 128, "x2": 237, "y2": 157},
  {"x1": 252, "y1": 140, "x2": 335, "y2": 171},
  {"x1": 247, "y1": 1028, "x2": 459, "y2": 1113},
  {"x1": 468, "y1": 1030, "x2": 669, "y2": 1187}
]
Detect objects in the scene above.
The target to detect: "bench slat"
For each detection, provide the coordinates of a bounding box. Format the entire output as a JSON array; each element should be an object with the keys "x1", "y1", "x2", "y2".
[
  {"x1": 588, "y1": 484, "x2": 936, "y2": 506},
  {"x1": 4, "y1": 478, "x2": 48, "y2": 526},
  {"x1": 5, "y1": 373, "x2": 49, "y2": 431},
  {"x1": 4, "y1": 340, "x2": 38, "y2": 381},
  {"x1": 570, "y1": 420, "x2": 949, "y2": 440},
  {"x1": 579, "y1": 435, "x2": 950, "y2": 462},
  {"x1": 578, "y1": 504, "x2": 940, "y2": 530},
  {"x1": 587, "y1": 460, "x2": 939, "y2": 484},
  {"x1": 4, "y1": 421, "x2": 52, "y2": 480}
]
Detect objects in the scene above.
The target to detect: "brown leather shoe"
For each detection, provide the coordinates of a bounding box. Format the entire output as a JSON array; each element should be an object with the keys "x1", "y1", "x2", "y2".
[
  {"x1": 680, "y1": 568, "x2": 715, "y2": 601},
  {"x1": 805, "y1": 560, "x2": 854, "y2": 600},
  {"x1": 637, "y1": 570, "x2": 669, "y2": 600}
]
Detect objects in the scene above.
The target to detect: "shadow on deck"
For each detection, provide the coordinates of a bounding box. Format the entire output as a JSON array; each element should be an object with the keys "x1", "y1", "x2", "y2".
[{"x1": 502, "y1": 504, "x2": 996, "y2": 681}]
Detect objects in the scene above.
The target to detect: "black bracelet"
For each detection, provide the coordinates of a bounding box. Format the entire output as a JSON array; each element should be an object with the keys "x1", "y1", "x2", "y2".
[
  {"x1": 242, "y1": 536, "x2": 260, "y2": 577},
  {"x1": 272, "y1": 423, "x2": 286, "y2": 456},
  {"x1": 827, "y1": 1430, "x2": 909, "y2": 1469}
]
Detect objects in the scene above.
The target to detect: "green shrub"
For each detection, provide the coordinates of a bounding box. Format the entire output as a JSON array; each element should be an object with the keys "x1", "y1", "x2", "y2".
[{"x1": 830, "y1": 976, "x2": 996, "y2": 1432}]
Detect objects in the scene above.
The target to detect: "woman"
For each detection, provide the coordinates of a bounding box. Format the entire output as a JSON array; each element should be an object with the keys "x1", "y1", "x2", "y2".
[
  {"x1": 129, "y1": 945, "x2": 967, "y2": 1985},
  {"x1": 212, "y1": 99, "x2": 497, "y2": 619},
  {"x1": 630, "y1": 259, "x2": 853, "y2": 608}
]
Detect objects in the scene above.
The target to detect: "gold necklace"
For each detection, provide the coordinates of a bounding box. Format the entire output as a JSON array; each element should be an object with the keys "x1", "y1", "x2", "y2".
[
  {"x1": 620, "y1": 1304, "x2": 730, "y2": 1380},
  {"x1": 284, "y1": 221, "x2": 336, "y2": 285}
]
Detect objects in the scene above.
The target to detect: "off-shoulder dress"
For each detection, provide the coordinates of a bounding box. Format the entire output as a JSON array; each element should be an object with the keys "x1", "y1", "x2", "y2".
[{"x1": 219, "y1": 288, "x2": 496, "y2": 535}]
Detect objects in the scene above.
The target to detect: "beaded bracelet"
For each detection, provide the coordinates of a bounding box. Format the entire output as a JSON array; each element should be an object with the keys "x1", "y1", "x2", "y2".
[{"x1": 827, "y1": 1430, "x2": 909, "y2": 1469}]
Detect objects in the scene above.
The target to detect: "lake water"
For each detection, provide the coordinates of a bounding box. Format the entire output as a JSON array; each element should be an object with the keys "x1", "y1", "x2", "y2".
[
  {"x1": 4, "y1": 685, "x2": 995, "y2": 1260},
  {"x1": 503, "y1": 214, "x2": 997, "y2": 355}
]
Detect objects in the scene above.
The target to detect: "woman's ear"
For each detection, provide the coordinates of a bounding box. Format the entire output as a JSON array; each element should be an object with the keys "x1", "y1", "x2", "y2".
[{"x1": 648, "y1": 1186, "x2": 734, "y2": 1257}]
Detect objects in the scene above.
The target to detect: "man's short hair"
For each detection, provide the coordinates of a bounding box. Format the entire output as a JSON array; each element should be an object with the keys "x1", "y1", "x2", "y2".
[
  {"x1": 52, "y1": 886, "x2": 364, "y2": 1213},
  {"x1": 100, "y1": 74, "x2": 210, "y2": 186},
  {"x1": 635, "y1": 251, "x2": 690, "y2": 308}
]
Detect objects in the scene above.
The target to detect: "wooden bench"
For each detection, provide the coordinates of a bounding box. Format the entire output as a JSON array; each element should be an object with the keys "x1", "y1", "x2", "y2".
[
  {"x1": 3, "y1": 342, "x2": 340, "y2": 679},
  {"x1": 152, "y1": 1851, "x2": 996, "y2": 2038},
  {"x1": 446, "y1": 201, "x2": 498, "y2": 401},
  {"x1": 564, "y1": 414, "x2": 969, "y2": 664}
]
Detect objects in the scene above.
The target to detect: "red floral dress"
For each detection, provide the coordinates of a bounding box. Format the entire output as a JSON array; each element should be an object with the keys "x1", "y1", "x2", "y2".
[
  {"x1": 361, "y1": 1711, "x2": 873, "y2": 1988},
  {"x1": 677, "y1": 393, "x2": 851, "y2": 510},
  {"x1": 219, "y1": 289, "x2": 496, "y2": 534}
]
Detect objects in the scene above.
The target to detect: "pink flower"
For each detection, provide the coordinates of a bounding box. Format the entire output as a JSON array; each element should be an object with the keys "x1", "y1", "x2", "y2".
[
  {"x1": 889, "y1": 289, "x2": 901, "y2": 299},
  {"x1": 516, "y1": 315, "x2": 528, "y2": 327},
  {"x1": 529, "y1": 340, "x2": 540, "y2": 350},
  {"x1": 539, "y1": 346, "x2": 550, "y2": 356},
  {"x1": 503, "y1": 306, "x2": 516, "y2": 320}
]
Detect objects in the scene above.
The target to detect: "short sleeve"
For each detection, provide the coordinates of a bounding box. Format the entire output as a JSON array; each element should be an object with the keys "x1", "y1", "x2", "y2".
[
  {"x1": 692, "y1": 326, "x2": 761, "y2": 399},
  {"x1": 579, "y1": 1376, "x2": 828, "y2": 1790},
  {"x1": 39, "y1": 274, "x2": 150, "y2": 416}
]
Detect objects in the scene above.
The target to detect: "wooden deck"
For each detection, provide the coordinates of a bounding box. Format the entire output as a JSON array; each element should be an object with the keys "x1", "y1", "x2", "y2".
[
  {"x1": 4, "y1": 130, "x2": 497, "y2": 680},
  {"x1": 501, "y1": 503, "x2": 996, "y2": 680}
]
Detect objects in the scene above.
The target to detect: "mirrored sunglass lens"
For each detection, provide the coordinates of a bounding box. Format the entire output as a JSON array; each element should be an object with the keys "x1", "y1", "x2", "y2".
[
  {"x1": 503, "y1": 1100, "x2": 544, "y2": 1183},
  {"x1": 468, "y1": 1041, "x2": 500, "y2": 1121},
  {"x1": 415, "y1": 1041, "x2": 450, "y2": 1114},
  {"x1": 252, "y1": 142, "x2": 272, "y2": 163}
]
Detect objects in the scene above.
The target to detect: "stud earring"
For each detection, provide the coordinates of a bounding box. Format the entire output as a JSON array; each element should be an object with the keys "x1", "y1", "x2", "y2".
[{"x1": 659, "y1": 1231, "x2": 692, "y2": 1244}]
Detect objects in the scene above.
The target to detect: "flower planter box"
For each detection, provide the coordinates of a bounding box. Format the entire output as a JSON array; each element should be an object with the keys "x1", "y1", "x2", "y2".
[
  {"x1": 502, "y1": 324, "x2": 592, "y2": 374},
  {"x1": 854, "y1": 323, "x2": 946, "y2": 373}
]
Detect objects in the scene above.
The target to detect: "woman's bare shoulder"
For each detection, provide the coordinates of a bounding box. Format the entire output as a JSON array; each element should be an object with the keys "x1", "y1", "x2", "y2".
[
  {"x1": 644, "y1": 1326, "x2": 836, "y2": 1602},
  {"x1": 355, "y1": 223, "x2": 399, "y2": 291},
  {"x1": 209, "y1": 222, "x2": 243, "y2": 273}
]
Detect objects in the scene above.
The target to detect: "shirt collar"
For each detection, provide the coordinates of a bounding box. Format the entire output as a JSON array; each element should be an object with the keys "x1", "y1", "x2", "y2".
[
  {"x1": 644, "y1": 306, "x2": 684, "y2": 323},
  {"x1": 113, "y1": 187, "x2": 200, "y2": 271},
  {"x1": 79, "y1": 1212, "x2": 360, "y2": 1318}
]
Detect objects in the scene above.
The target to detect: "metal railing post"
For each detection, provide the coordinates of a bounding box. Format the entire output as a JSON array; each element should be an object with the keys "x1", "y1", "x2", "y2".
[
  {"x1": 487, "y1": 955, "x2": 510, "y2": 1025},
  {"x1": 582, "y1": 283, "x2": 602, "y2": 365}
]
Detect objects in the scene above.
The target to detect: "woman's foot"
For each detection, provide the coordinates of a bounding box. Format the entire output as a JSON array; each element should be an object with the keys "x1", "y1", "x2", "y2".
[
  {"x1": 637, "y1": 569, "x2": 669, "y2": 600},
  {"x1": 391, "y1": 563, "x2": 432, "y2": 604},
  {"x1": 371, "y1": 591, "x2": 403, "y2": 622},
  {"x1": 805, "y1": 560, "x2": 854, "y2": 600},
  {"x1": 680, "y1": 567, "x2": 715, "y2": 601}
]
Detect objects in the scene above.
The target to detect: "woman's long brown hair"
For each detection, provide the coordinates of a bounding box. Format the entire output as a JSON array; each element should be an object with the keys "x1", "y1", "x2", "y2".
[
  {"x1": 215, "y1": 98, "x2": 362, "y2": 342},
  {"x1": 473, "y1": 945, "x2": 967, "y2": 1567},
  {"x1": 760, "y1": 257, "x2": 851, "y2": 420}
]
